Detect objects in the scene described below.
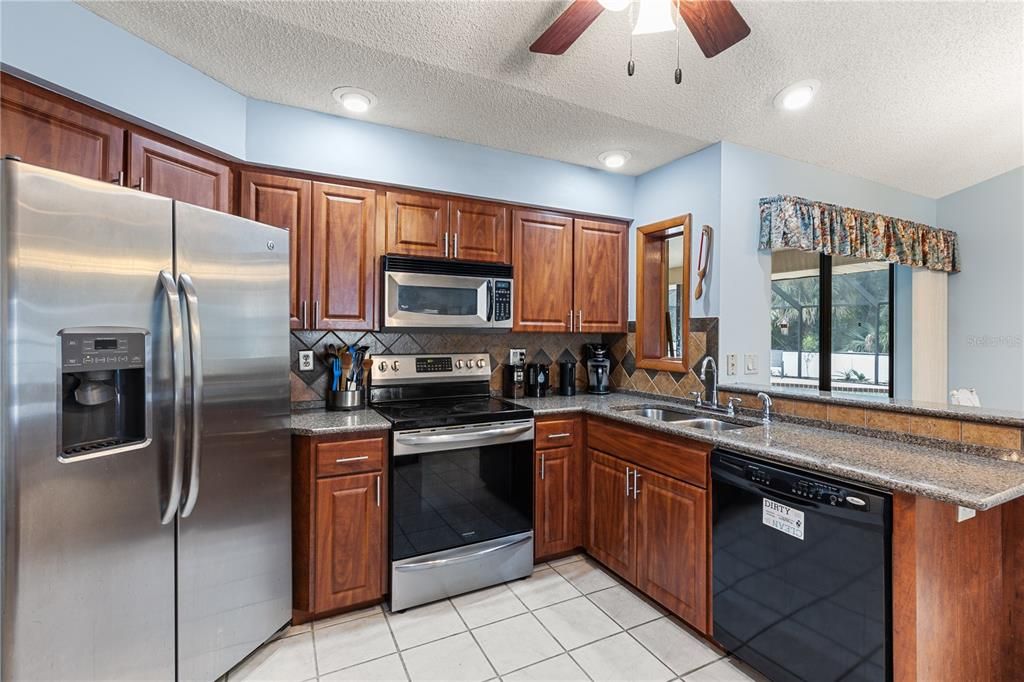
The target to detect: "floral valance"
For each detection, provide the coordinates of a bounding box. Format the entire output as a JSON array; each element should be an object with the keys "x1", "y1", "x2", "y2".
[{"x1": 758, "y1": 195, "x2": 960, "y2": 273}]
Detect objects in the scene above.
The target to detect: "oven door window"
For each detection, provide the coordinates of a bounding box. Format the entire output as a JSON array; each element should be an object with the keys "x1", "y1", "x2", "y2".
[
  {"x1": 385, "y1": 272, "x2": 489, "y2": 327},
  {"x1": 391, "y1": 441, "x2": 533, "y2": 560}
]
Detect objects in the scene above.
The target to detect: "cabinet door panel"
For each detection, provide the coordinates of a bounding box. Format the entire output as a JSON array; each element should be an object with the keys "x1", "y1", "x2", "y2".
[
  {"x1": 574, "y1": 219, "x2": 628, "y2": 333},
  {"x1": 535, "y1": 447, "x2": 576, "y2": 559},
  {"x1": 587, "y1": 449, "x2": 634, "y2": 583},
  {"x1": 128, "y1": 132, "x2": 230, "y2": 212},
  {"x1": 385, "y1": 191, "x2": 449, "y2": 258},
  {"x1": 240, "y1": 172, "x2": 311, "y2": 329},
  {"x1": 314, "y1": 473, "x2": 383, "y2": 612},
  {"x1": 635, "y1": 468, "x2": 707, "y2": 630},
  {"x1": 512, "y1": 210, "x2": 574, "y2": 332},
  {"x1": 451, "y1": 199, "x2": 509, "y2": 263},
  {"x1": 1, "y1": 75, "x2": 124, "y2": 183},
  {"x1": 311, "y1": 182, "x2": 377, "y2": 330}
]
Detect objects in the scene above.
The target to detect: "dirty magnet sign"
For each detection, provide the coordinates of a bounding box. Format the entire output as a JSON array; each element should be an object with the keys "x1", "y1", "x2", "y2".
[{"x1": 762, "y1": 498, "x2": 805, "y2": 540}]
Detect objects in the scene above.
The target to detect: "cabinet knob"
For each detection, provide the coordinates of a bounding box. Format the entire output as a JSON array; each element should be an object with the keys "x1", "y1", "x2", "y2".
[
  {"x1": 378, "y1": 361, "x2": 388, "y2": 372},
  {"x1": 392, "y1": 360, "x2": 400, "y2": 371}
]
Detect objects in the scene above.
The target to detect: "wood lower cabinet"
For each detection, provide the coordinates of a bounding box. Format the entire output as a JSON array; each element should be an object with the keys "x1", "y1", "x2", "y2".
[
  {"x1": 513, "y1": 209, "x2": 574, "y2": 332},
  {"x1": 128, "y1": 131, "x2": 230, "y2": 211},
  {"x1": 450, "y1": 199, "x2": 510, "y2": 263},
  {"x1": 314, "y1": 472, "x2": 384, "y2": 613},
  {"x1": 635, "y1": 468, "x2": 707, "y2": 627},
  {"x1": 0, "y1": 75, "x2": 125, "y2": 184},
  {"x1": 385, "y1": 190, "x2": 449, "y2": 258},
  {"x1": 534, "y1": 416, "x2": 582, "y2": 560},
  {"x1": 587, "y1": 449, "x2": 636, "y2": 583},
  {"x1": 240, "y1": 171, "x2": 311, "y2": 329},
  {"x1": 293, "y1": 433, "x2": 388, "y2": 623},
  {"x1": 573, "y1": 219, "x2": 628, "y2": 333},
  {"x1": 311, "y1": 182, "x2": 377, "y2": 330}
]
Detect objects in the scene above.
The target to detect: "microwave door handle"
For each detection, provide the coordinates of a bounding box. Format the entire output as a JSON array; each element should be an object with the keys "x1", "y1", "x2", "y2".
[
  {"x1": 178, "y1": 273, "x2": 204, "y2": 519},
  {"x1": 487, "y1": 280, "x2": 494, "y2": 322},
  {"x1": 159, "y1": 271, "x2": 186, "y2": 525}
]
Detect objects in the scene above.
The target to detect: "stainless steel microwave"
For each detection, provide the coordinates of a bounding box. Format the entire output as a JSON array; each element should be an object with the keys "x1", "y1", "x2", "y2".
[{"x1": 382, "y1": 256, "x2": 513, "y2": 331}]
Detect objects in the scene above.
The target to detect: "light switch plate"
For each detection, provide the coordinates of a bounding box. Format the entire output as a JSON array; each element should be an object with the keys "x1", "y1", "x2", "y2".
[
  {"x1": 298, "y1": 350, "x2": 314, "y2": 372},
  {"x1": 509, "y1": 348, "x2": 526, "y2": 366},
  {"x1": 726, "y1": 353, "x2": 738, "y2": 375},
  {"x1": 744, "y1": 353, "x2": 759, "y2": 375}
]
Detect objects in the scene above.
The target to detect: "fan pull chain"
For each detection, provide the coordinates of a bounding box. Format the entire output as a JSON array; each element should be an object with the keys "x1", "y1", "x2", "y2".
[
  {"x1": 627, "y1": 0, "x2": 636, "y2": 76},
  {"x1": 674, "y1": 10, "x2": 682, "y2": 84}
]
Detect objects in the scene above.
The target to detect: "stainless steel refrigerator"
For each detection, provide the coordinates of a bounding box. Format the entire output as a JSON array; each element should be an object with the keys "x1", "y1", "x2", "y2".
[{"x1": 0, "y1": 160, "x2": 292, "y2": 681}]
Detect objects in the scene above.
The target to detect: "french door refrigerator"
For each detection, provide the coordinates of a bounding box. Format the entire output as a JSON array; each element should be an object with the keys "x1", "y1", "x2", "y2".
[{"x1": 0, "y1": 160, "x2": 292, "y2": 681}]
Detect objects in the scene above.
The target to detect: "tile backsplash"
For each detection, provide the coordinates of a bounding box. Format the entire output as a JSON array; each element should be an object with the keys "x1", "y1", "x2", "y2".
[{"x1": 290, "y1": 319, "x2": 718, "y2": 406}]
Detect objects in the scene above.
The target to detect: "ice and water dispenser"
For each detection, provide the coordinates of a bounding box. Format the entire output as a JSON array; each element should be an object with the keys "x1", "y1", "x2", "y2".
[{"x1": 59, "y1": 328, "x2": 150, "y2": 459}]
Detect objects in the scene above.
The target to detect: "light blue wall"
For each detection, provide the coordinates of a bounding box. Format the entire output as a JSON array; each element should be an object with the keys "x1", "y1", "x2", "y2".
[
  {"x1": 630, "y1": 144, "x2": 722, "y2": 321},
  {"x1": 245, "y1": 99, "x2": 634, "y2": 217},
  {"x1": 0, "y1": 0, "x2": 634, "y2": 217},
  {"x1": 0, "y1": 0, "x2": 248, "y2": 158},
  {"x1": 718, "y1": 142, "x2": 937, "y2": 388},
  {"x1": 939, "y1": 167, "x2": 1024, "y2": 411}
]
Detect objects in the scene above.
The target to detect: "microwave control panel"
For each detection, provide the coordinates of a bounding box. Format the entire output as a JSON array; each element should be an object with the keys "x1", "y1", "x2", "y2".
[{"x1": 493, "y1": 279, "x2": 512, "y2": 322}]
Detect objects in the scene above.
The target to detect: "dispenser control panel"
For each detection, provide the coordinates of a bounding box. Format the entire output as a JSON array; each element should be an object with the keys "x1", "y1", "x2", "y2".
[{"x1": 61, "y1": 331, "x2": 146, "y2": 371}]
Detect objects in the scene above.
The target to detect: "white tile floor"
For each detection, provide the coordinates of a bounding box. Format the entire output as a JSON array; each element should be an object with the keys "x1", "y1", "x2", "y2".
[{"x1": 227, "y1": 554, "x2": 766, "y2": 682}]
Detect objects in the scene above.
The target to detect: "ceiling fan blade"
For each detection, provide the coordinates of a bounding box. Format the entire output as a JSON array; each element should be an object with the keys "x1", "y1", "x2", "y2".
[
  {"x1": 530, "y1": 0, "x2": 605, "y2": 55},
  {"x1": 676, "y1": 0, "x2": 751, "y2": 58}
]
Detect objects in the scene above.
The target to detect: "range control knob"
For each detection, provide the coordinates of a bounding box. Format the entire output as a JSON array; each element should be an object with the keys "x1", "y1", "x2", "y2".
[
  {"x1": 378, "y1": 361, "x2": 387, "y2": 372},
  {"x1": 455, "y1": 360, "x2": 464, "y2": 369},
  {"x1": 476, "y1": 359, "x2": 487, "y2": 368},
  {"x1": 391, "y1": 360, "x2": 400, "y2": 371}
]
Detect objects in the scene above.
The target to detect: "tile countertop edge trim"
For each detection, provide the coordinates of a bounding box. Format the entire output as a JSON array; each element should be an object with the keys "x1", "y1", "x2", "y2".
[{"x1": 720, "y1": 382, "x2": 1024, "y2": 429}]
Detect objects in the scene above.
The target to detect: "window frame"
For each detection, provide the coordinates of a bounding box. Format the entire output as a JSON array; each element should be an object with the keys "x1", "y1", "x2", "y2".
[{"x1": 635, "y1": 214, "x2": 692, "y2": 372}]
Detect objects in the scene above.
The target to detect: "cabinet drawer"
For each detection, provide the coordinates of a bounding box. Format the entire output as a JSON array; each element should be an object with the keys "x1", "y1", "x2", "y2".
[
  {"x1": 316, "y1": 436, "x2": 385, "y2": 477},
  {"x1": 587, "y1": 418, "x2": 709, "y2": 488},
  {"x1": 536, "y1": 418, "x2": 577, "y2": 449}
]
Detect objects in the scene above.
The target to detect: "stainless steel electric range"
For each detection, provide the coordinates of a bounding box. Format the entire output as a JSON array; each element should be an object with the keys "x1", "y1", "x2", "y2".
[{"x1": 370, "y1": 353, "x2": 535, "y2": 611}]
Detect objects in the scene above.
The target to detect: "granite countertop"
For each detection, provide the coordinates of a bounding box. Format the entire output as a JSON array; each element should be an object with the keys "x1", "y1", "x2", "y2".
[
  {"x1": 509, "y1": 393, "x2": 1024, "y2": 510},
  {"x1": 721, "y1": 381, "x2": 1024, "y2": 429},
  {"x1": 291, "y1": 408, "x2": 392, "y2": 436}
]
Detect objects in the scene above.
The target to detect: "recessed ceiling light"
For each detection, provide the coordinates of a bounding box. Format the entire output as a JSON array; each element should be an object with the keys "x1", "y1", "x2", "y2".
[
  {"x1": 773, "y1": 80, "x2": 820, "y2": 111},
  {"x1": 598, "y1": 150, "x2": 631, "y2": 169},
  {"x1": 332, "y1": 87, "x2": 377, "y2": 114}
]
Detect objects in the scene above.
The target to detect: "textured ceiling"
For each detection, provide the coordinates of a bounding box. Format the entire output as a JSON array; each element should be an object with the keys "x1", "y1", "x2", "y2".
[{"x1": 80, "y1": 0, "x2": 1023, "y2": 198}]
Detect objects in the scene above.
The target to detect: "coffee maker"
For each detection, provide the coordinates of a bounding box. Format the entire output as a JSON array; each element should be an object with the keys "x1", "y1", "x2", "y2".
[
  {"x1": 584, "y1": 343, "x2": 611, "y2": 395},
  {"x1": 525, "y1": 363, "x2": 550, "y2": 398}
]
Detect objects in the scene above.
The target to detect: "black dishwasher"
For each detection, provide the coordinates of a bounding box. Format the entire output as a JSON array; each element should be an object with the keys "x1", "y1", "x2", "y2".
[{"x1": 711, "y1": 450, "x2": 891, "y2": 682}]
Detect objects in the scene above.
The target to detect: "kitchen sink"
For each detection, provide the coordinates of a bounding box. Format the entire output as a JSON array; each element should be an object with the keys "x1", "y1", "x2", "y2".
[
  {"x1": 616, "y1": 406, "x2": 693, "y2": 421},
  {"x1": 674, "y1": 418, "x2": 749, "y2": 433}
]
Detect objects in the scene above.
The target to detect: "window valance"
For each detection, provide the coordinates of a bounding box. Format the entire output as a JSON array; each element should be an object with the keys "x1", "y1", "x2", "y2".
[{"x1": 758, "y1": 195, "x2": 960, "y2": 273}]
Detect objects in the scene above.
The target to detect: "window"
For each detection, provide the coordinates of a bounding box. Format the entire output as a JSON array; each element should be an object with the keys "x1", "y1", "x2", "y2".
[{"x1": 771, "y1": 250, "x2": 894, "y2": 397}]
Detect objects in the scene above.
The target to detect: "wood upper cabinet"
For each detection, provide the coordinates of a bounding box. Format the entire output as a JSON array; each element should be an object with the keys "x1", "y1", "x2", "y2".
[
  {"x1": 450, "y1": 199, "x2": 510, "y2": 263},
  {"x1": 1, "y1": 75, "x2": 125, "y2": 183},
  {"x1": 512, "y1": 209, "x2": 574, "y2": 332},
  {"x1": 240, "y1": 171, "x2": 311, "y2": 329},
  {"x1": 573, "y1": 219, "x2": 629, "y2": 333},
  {"x1": 311, "y1": 182, "x2": 377, "y2": 330},
  {"x1": 587, "y1": 449, "x2": 636, "y2": 583},
  {"x1": 314, "y1": 472, "x2": 383, "y2": 613},
  {"x1": 128, "y1": 132, "x2": 230, "y2": 211},
  {"x1": 384, "y1": 190, "x2": 450, "y2": 258},
  {"x1": 635, "y1": 468, "x2": 708, "y2": 631}
]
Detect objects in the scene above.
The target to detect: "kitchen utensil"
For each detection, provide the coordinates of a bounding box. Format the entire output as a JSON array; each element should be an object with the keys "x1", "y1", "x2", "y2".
[
  {"x1": 695, "y1": 224, "x2": 712, "y2": 301},
  {"x1": 558, "y1": 360, "x2": 576, "y2": 396}
]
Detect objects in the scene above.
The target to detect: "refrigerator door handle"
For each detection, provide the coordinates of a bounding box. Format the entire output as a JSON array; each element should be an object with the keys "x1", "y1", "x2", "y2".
[
  {"x1": 159, "y1": 270, "x2": 186, "y2": 525},
  {"x1": 178, "y1": 272, "x2": 204, "y2": 518}
]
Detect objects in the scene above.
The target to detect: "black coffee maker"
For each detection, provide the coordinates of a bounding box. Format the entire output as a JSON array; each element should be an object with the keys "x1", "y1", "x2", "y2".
[
  {"x1": 584, "y1": 343, "x2": 611, "y2": 395},
  {"x1": 526, "y1": 363, "x2": 549, "y2": 397}
]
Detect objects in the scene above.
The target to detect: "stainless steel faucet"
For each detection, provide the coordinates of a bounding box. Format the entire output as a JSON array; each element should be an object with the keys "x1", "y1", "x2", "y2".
[
  {"x1": 699, "y1": 356, "x2": 719, "y2": 409},
  {"x1": 757, "y1": 391, "x2": 773, "y2": 423}
]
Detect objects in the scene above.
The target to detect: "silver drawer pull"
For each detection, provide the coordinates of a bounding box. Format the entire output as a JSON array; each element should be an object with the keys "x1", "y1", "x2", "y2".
[
  {"x1": 547, "y1": 433, "x2": 571, "y2": 439},
  {"x1": 335, "y1": 455, "x2": 370, "y2": 463}
]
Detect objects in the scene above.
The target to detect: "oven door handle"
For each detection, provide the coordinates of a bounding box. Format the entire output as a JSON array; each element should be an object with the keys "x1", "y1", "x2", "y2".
[
  {"x1": 394, "y1": 534, "x2": 532, "y2": 572},
  {"x1": 395, "y1": 423, "x2": 533, "y2": 447}
]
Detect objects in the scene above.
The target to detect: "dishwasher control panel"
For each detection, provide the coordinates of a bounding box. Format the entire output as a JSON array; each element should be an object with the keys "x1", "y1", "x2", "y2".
[{"x1": 741, "y1": 460, "x2": 870, "y2": 511}]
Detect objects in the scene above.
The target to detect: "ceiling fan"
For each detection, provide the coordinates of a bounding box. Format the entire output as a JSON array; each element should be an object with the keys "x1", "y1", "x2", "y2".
[{"x1": 530, "y1": 0, "x2": 750, "y2": 58}]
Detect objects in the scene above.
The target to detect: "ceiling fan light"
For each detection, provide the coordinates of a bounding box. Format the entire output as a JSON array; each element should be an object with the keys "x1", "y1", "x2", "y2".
[
  {"x1": 598, "y1": 0, "x2": 631, "y2": 11},
  {"x1": 632, "y1": 0, "x2": 676, "y2": 35}
]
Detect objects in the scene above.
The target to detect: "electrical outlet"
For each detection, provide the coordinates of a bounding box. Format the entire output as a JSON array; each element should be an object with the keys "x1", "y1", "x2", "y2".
[
  {"x1": 744, "y1": 353, "x2": 759, "y2": 375},
  {"x1": 509, "y1": 348, "x2": 526, "y2": 366},
  {"x1": 298, "y1": 350, "x2": 314, "y2": 372},
  {"x1": 726, "y1": 353, "x2": 738, "y2": 375}
]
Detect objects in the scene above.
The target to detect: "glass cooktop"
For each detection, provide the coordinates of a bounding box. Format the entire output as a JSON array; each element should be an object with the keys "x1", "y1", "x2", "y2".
[{"x1": 372, "y1": 397, "x2": 532, "y2": 430}]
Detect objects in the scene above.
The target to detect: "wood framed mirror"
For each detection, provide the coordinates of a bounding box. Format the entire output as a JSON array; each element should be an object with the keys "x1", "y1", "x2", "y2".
[{"x1": 636, "y1": 214, "x2": 692, "y2": 372}]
